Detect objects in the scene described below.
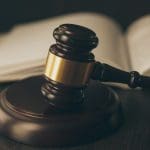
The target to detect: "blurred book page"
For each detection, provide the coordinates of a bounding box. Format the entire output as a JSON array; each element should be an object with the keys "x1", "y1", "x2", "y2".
[
  {"x1": 126, "y1": 15, "x2": 150, "y2": 75},
  {"x1": 0, "y1": 12, "x2": 129, "y2": 81}
]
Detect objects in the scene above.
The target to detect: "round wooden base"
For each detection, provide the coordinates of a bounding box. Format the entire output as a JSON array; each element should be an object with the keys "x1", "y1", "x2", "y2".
[{"x1": 0, "y1": 76, "x2": 123, "y2": 147}]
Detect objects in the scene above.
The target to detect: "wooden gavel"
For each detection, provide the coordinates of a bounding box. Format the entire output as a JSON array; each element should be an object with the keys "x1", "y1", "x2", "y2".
[{"x1": 41, "y1": 24, "x2": 150, "y2": 109}]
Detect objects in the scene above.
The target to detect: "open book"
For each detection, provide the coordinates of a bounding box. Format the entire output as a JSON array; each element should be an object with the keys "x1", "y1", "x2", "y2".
[{"x1": 0, "y1": 12, "x2": 150, "y2": 82}]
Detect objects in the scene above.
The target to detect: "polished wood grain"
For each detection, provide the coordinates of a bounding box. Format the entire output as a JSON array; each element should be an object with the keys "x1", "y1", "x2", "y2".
[
  {"x1": 0, "y1": 85, "x2": 150, "y2": 150},
  {"x1": 0, "y1": 76, "x2": 123, "y2": 147}
]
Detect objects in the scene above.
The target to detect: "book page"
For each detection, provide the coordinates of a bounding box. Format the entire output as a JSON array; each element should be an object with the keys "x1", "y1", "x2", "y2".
[
  {"x1": 126, "y1": 15, "x2": 150, "y2": 75},
  {"x1": 0, "y1": 12, "x2": 128, "y2": 81}
]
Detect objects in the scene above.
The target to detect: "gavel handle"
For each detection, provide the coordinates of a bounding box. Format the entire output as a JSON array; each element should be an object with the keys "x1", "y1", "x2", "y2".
[{"x1": 91, "y1": 61, "x2": 150, "y2": 88}]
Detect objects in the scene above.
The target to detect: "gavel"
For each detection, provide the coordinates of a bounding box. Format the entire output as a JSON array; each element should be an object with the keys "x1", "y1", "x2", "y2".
[
  {"x1": 0, "y1": 24, "x2": 149, "y2": 147},
  {"x1": 41, "y1": 24, "x2": 150, "y2": 110}
]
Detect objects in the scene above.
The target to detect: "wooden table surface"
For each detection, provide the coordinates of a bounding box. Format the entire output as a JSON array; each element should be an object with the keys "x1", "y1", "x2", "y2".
[{"x1": 0, "y1": 84, "x2": 150, "y2": 150}]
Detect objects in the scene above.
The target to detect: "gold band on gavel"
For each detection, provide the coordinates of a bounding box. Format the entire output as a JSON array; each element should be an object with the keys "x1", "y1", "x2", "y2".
[{"x1": 44, "y1": 52, "x2": 95, "y2": 87}]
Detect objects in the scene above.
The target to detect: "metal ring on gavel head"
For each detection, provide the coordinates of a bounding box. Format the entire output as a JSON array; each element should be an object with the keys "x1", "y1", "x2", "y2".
[{"x1": 44, "y1": 52, "x2": 94, "y2": 87}]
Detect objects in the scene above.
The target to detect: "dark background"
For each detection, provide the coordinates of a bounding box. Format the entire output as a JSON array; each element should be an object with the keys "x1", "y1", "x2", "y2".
[{"x1": 0, "y1": 0, "x2": 150, "y2": 32}]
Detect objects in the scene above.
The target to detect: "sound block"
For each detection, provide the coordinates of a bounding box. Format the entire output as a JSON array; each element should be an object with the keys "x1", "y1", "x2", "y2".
[{"x1": 0, "y1": 76, "x2": 123, "y2": 147}]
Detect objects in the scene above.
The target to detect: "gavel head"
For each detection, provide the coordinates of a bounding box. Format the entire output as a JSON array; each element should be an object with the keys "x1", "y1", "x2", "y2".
[{"x1": 41, "y1": 24, "x2": 98, "y2": 110}]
